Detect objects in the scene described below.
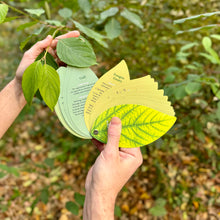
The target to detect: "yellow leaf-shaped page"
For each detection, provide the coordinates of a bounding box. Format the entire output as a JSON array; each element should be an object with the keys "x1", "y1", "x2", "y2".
[
  {"x1": 89, "y1": 75, "x2": 175, "y2": 130},
  {"x1": 84, "y1": 60, "x2": 130, "y2": 130},
  {"x1": 91, "y1": 104, "x2": 176, "y2": 148}
]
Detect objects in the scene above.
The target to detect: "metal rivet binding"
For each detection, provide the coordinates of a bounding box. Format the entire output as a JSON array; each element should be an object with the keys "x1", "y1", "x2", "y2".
[{"x1": 93, "y1": 130, "x2": 99, "y2": 135}]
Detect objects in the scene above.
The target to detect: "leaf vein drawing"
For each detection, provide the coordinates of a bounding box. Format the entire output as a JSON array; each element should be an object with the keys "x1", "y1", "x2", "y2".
[
  {"x1": 150, "y1": 123, "x2": 166, "y2": 133},
  {"x1": 120, "y1": 105, "x2": 139, "y2": 120},
  {"x1": 133, "y1": 107, "x2": 148, "y2": 124},
  {"x1": 129, "y1": 126, "x2": 146, "y2": 142},
  {"x1": 93, "y1": 105, "x2": 125, "y2": 129},
  {"x1": 120, "y1": 133, "x2": 144, "y2": 146},
  {"x1": 91, "y1": 104, "x2": 176, "y2": 148},
  {"x1": 149, "y1": 111, "x2": 160, "y2": 123},
  {"x1": 136, "y1": 126, "x2": 159, "y2": 139},
  {"x1": 149, "y1": 119, "x2": 172, "y2": 126},
  {"x1": 142, "y1": 109, "x2": 156, "y2": 124}
]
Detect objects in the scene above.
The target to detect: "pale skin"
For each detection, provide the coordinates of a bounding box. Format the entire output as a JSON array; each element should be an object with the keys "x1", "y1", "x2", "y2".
[
  {"x1": 0, "y1": 33, "x2": 143, "y2": 219},
  {"x1": 84, "y1": 117, "x2": 143, "y2": 220}
]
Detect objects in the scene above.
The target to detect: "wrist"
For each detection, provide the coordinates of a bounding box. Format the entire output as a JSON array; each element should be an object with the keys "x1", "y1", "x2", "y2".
[
  {"x1": 11, "y1": 78, "x2": 26, "y2": 105},
  {"x1": 83, "y1": 187, "x2": 116, "y2": 220},
  {"x1": 14, "y1": 77, "x2": 23, "y2": 92}
]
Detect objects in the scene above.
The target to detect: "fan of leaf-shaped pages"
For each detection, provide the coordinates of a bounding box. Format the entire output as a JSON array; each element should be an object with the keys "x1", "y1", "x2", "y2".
[{"x1": 55, "y1": 60, "x2": 177, "y2": 148}]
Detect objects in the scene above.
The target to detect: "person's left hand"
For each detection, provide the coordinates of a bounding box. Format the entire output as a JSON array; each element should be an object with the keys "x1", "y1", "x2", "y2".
[{"x1": 15, "y1": 31, "x2": 80, "y2": 84}]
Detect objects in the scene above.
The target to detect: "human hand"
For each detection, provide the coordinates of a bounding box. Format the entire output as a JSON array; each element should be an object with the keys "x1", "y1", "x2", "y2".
[
  {"x1": 15, "y1": 31, "x2": 80, "y2": 86},
  {"x1": 84, "y1": 117, "x2": 143, "y2": 220}
]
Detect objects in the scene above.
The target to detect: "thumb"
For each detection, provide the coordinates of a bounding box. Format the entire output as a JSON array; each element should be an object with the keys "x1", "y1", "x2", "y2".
[{"x1": 103, "y1": 117, "x2": 122, "y2": 158}]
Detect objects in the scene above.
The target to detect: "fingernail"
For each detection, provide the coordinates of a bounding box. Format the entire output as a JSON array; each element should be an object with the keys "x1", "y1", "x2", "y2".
[{"x1": 46, "y1": 35, "x2": 52, "y2": 40}]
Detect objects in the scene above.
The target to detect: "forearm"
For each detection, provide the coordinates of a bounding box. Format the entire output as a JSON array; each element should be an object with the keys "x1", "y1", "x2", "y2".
[
  {"x1": 0, "y1": 78, "x2": 26, "y2": 138},
  {"x1": 83, "y1": 188, "x2": 116, "y2": 220}
]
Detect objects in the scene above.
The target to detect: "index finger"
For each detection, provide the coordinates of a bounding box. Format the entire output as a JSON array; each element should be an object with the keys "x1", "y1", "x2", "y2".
[{"x1": 51, "y1": 30, "x2": 80, "y2": 48}]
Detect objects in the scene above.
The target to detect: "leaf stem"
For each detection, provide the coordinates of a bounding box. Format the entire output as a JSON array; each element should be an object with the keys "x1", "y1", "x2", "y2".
[{"x1": 42, "y1": 26, "x2": 65, "y2": 63}]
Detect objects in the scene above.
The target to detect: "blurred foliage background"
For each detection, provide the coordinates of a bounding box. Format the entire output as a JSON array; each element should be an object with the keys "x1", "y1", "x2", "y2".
[{"x1": 0, "y1": 0, "x2": 220, "y2": 219}]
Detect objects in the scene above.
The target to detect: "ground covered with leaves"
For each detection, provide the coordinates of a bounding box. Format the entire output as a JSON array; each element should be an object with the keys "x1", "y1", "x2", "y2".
[{"x1": 0, "y1": 105, "x2": 219, "y2": 220}]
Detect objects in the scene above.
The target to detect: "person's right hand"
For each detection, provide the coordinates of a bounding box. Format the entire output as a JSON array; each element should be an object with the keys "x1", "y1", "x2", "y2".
[{"x1": 83, "y1": 117, "x2": 143, "y2": 220}]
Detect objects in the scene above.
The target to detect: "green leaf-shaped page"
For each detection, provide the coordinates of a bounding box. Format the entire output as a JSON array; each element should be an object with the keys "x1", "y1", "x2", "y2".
[{"x1": 91, "y1": 104, "x2": 176, "y2": 148}]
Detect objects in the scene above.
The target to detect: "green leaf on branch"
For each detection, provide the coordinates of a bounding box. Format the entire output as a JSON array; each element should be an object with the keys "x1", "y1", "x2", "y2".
[
  {"x1": 36, "y1": 52, "x2": 58, "y2": 70},
  {"x1": 22, "y1": 61, "x2": 43, "y2": 105},
  {"x1": 100, "y1": 7, "x2": 119, "y2": 21},
  {"x1": 176, "y1": 24, "x2": 218, "y2": 35},
  {"x1": 0, "y1": 4, "x2": 8, "y2": 24},
  {"x1": 201, "y1": 37, "x2": 220, "y2": 64},
  {"x1": 78, "y1": 0, "x2": 91, "y2": 14},
  {"x1": 217, "y1": 102, "x2": 220, "y2": 120},
  {"x1": 58, "y1": 8, "x2": 72, "y2": 19},
  {"x1": 202, "y1": 37, "x2": 212, "y2": 50},
  {"x1": 105, "y1": 18, "x2": 121, "y2": 39},
  {"x1": 65, "y1": 201, "x2": 79, "y2": 215},
  {"x1": 16, "y1": 21, "x2": 38, "y2": 32},
  {"x1": 174, "y1": 85, "x2": 187, "y2": 100},
  {"x1": 3, "y1": 16, "x2": 19, "y2": 23},
  {"x1": 57, "y1": 37, "x2": 97, "y2": 67},
  {"x1": 20, "y1": 26, "x2": 44, "y2": 51},
  {"x1": 211, "y1": 83, "x2": 220, "y2": 99},
  {"x1": 174, "y1": 11, "x2": 220, "y2": 24},
  {"x1": 211, "y1": 34, "x2": 220, "y2": 40},
  {"x1": 72, "y1": 20, "x2": 108, "y2": 48},
  {"x1": 24, "y1": 8, "x2": 45, "y2": 17},
  {"x1": 46, "y1": 19, "x2": 63, "y2": 26},
  {"x1": 180, "y1": 42, "x2": 198, "y2": 51},
  {"x1": 121, "y1": 8, "x2": 144, "y2": 29},
  {"x1": 200, "y1": 53, "x2": 220, "y2": 64},
  {"x1": 185, "y1": 82, "x2": 201, "y2": 95},
  {"x1": 39, "y1": 64, "x2": 60, "y2": 111}
]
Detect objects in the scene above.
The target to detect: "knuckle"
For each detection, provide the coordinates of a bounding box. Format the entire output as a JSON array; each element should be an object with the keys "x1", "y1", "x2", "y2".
[
  {"x1": 103, "y1": 150, "x2": 114, "y2": 158},
  {"x1": 24, "y1": 50, "x2": 31, "y2": 57}
]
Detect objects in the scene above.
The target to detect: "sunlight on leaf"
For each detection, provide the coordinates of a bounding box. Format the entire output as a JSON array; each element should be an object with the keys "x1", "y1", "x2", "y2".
[
  {"x1": 39, "y1": 64, "x2": 60, "y2": 111},
  {"x1": 57, "y1": 37, "x2": 97, "y2": 67},
  {"x1": 24, "y1": 8, "x2": 45, "y2": 17},
  {"x1": 174, "y1": 11, "x2": 220, "y2": 24},
  {"x1": 22, "y1": 60, "x2": 43, "y2": 105},
  {"x1": 0, "y1": 4, "x2": 8, "y2": 24}
]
